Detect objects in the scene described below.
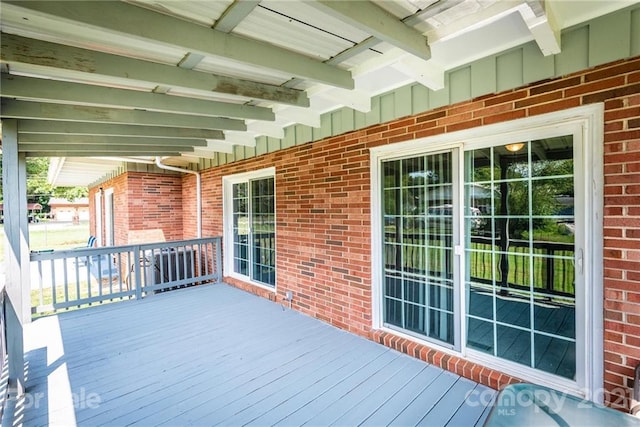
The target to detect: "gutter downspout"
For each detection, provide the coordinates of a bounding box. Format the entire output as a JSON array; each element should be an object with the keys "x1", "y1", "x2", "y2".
[{"x1": 155, "y1": 157, "x2": 202, "y2": 238}]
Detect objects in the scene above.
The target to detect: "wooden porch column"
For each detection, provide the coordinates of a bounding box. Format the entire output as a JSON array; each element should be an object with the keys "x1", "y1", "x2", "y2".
[{"x1": 2, "y1": 119, "x2": 30, "y2": 396}]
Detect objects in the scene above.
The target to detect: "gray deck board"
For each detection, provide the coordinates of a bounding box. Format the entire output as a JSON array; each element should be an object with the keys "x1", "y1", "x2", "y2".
[
  {"x1": 389, "y1": 371, "x2": 460, "y2": 426},
  {"x1": 329, "y1": 359, "x2": 428, "y2": 426},
  {"x1": 446, "y1": 384, "x2": 496, "y2": 427},
  {"x1": 9, "y1": 283, "x2": 496, "y2": 426},
  {"x1": 358, "y1": 364, "x2": 446, "y2": 425},
  {"x1": 416, "y1": 377, "x2": 479, "y2": 426}
]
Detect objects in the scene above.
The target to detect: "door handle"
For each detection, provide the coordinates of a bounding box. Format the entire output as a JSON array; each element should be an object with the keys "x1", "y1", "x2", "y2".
[{"x1": 576, "y1": 248, "x2": 583, "y2": 274}]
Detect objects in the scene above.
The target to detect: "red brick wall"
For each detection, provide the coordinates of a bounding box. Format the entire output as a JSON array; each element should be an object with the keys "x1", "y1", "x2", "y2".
[
  {"x1": 188, "y1": 56, "x2": 640, "y2": 410},
  {"x1": 88, "y1": 174, "x2": 127, "y2": 245},
  {"x1": 89, "y1": 172, "x2": 184, "y2": 245},
  {"x1": 88, "y1": 187, "x2": 97, "y2": 240},
  {"x1": 126, "y1": 172, "x2": 184, "y2": 243},
  {"x1": 181, "y1": 172, "x2": 200, "y2": 240}
]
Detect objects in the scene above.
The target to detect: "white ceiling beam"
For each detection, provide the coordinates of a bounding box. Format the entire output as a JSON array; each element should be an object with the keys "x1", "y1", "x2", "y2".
[
  {"x1": 214, "y1": 0, "x2": 261, "y2": 33},
  {"x1": 313, "y1": 88, "x2": 372, "y2": 113},
  {"x1": 310, "y1": 1, "x2": 431, "y2": 61},
  {"x1": 223, "y1": 131, "x2": 257, "y2": 148},
  {"x1": 18, "y1": 134, "x2": 206, "y2": 147},
  {"x1": 2, "y1": 1, "x2": 354, "y2": 89},
  {"x1": 201, "y1": 140, "x2": 235, "y2": 154},
  {"x1": 19, "y1": 143, "x2": 196, "y2": 154},
  {"x1": 177, "y1": 52, "x2": 205, "y2": 70},
  {"x1": 391, "y1": 55, "x2": 445, "y2": 90},
  {"x1": 17, "y1": 120, "x2": 224, "y2": 140},
  {"x1": 403, "y1": 0, "x2": 466, "y2": 24},
  {"x1": 24, "y1": 150, "x2": 185, "y2": 157},
  {"x1": 1, "y1": 74, "x2": 274, "y2": 121},
  {"x1": 349, "y1": 47, "x2": 407, "y2": 77},
  {"x1": 1, "y1": 33, "x2": 310, "y2": 107},
  {"x1": 424, "y1": 1, "x2": 518, "y2": 43},
  {"x1": 326, "y1": 37, "x2": 382, "y2": 66},
  {"x1": 1, "y1": 100, "x2": 246, "y2": 131},
  {"x1": 188, "y1": 150, "x2": 219, "y2": 159},
  {"x1": 180, "y1": 152, "x2": 215, "y2": 161},
  {"x1": 519, "y1": 1, "x2": 561, "y2": 56},
  {"x1": 281, "y1": 37, "x2": 382, "y2": 91},
  {"x1": 275, "y1": 106, "x2": 321, "y2": 128},
  {"x1": 246, "y1": 122, "x2": 285, "y2": 139}
]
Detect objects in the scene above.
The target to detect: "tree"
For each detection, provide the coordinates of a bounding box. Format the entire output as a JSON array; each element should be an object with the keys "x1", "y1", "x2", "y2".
[{"x1": 0, "y1": 155, "x2": 88, "y2": 212}]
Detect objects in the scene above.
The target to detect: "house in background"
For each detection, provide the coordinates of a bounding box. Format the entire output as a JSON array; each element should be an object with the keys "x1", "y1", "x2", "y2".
[
  {"x1": 0, "y1": 202, "x2": 41, "y2": 223},
  {"x1": 48, "y1": 197, "x2": 89, "y2": 222},
  {"x1": 2, "y1": 0, "x2": 639, "y2": 416}
]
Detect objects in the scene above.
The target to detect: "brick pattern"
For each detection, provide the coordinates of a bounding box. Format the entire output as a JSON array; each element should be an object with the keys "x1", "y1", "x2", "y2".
[
  {"x1": 91, "y1": 172, "x2": 184, "y2": 246},
  {"x1": 600, "y1": 61, "x2": 640, "y2": 410},
  {"x1": 185, "y1": 57, "x2": 640, "y2": 410},
  {"x1": 181, "y1": 173, "x2": 199, "y2": 239},
  {"x1": 371, "y1": 330, "x2": 521, "y2": 389},
  {"x1": 126, "y1": 173, "x2": 184, "y2": 244},
  {"x1": 88, "y1": 174, "x2": 128, "y2": 246}
]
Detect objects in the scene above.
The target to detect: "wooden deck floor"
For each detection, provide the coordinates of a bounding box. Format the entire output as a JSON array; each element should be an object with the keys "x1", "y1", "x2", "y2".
[{"x1": 5, "y1": 284, "x2": 496, "y2": 426}]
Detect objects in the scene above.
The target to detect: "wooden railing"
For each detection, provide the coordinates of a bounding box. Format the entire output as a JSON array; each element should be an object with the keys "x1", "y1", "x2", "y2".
[
  {"x1": 30, "y1": 237, "x2": 222, "y2": 315},
  {"x1": 384, "y1": 233, "x2": 575, "y2": 297}
]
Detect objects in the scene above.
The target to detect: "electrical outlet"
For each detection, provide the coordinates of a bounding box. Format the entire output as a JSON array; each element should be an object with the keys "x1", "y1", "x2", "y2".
[{"x1": 285, "y1": 291, "x2": 293, "y2": 301}]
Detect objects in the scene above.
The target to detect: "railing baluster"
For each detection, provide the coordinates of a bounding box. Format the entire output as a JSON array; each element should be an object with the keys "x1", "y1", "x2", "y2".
[
  {"x1": 37, "y1": 259, "x2": 44, "y2": 310},
  {"x1": 62, "y1": 258, "x2": 69, "y2": 305},
  {"x1": 134, "y1": 245, "x2": 142, "y2": 299},
  {"x1": 50, "y1": 259, "x2": 57, "y2": 306}
]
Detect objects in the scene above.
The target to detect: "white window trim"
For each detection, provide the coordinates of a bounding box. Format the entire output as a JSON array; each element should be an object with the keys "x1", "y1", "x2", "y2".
[
  {"x1": 222, "y1": 167, "x2": 276, "y2": 292},
  {"x1": 104, "y1": 188, "x2": 114, "y2": 246},
  {"x1": 94, "y1": 191, "x2": 102, "y2": 247},
  {"x1": 370, "y1": 104, "x2": 604, "y2": 401}
]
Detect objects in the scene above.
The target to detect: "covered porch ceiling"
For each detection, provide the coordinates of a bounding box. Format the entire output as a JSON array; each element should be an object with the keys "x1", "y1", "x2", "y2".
[{"x1": 0, "y1": 0, "x2": 631, "y2": 186}]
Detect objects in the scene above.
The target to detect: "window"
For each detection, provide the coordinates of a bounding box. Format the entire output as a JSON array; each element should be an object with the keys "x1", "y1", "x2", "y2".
[
  {"x1": 95, "y1": 191, "x2": 102, "y2": 247},
  {"x1": 223, "y1": 168, "x2": 276, "y2": 289},
  {"x1": 371, "y1": 105, "x2": 603, "y2": 400},
  {"x1": 104, "y1": 188, "x2": 114, "y2": 246}
]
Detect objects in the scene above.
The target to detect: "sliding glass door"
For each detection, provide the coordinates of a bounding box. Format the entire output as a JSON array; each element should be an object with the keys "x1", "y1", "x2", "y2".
[
  {"x1": 227, "y1": 169, "x2": 276, "y2": 288},
  {"x1": 377, "y1": 128, "x2": 587, "y2": 387},
  {"x1": 382, "y1": 151, "x2": 458, "y2": 347}
]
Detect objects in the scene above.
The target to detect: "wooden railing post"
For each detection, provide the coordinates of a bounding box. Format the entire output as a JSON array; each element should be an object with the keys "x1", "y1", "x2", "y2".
[
  {"x1": 133, "y1": 245, "x2": 143, "y2": 300},
  {"x1": 215, "y1": 238, "x2": 222, "y2": 283},
  {"x1": 546, "y1": 247, "x2": 555, "y2": 294}
]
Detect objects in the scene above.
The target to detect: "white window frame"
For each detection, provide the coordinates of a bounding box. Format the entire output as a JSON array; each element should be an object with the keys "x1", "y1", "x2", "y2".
[
  {"x1": 94, "y1": 191, "x2": 103, "y2": 247},
  {"x1": 104, "y1": 188, "x2": 115, "y2": 246},
  {"x1": 370, "y1": 104, "x2": 604, "y2": 401},
  {"x1": 222, "y1": 167, "x2": 276, "y2": 292}
]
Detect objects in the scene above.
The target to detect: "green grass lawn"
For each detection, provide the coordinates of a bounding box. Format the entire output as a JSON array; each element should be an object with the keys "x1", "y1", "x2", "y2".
[
  {"x1": 31, "y1": 280, "x2": 130, "y2": 318},
  {"x1": 0, "y1": 221, "x2": 90, "y2": 262},
  {"x1": 1, "y1": 221, "x2": 93, "y2": 316}
]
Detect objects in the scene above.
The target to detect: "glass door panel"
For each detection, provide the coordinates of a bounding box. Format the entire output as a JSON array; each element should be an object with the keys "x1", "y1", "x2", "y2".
[
  {"x1": 464, "y1": 136, "x2": 576, "y2": 380},
  {"x1": 382, "y1": 152, "x2": 455, "y2": 346},
  {"x1": 232, "y1": 183, "x2": 249, "y2": 276},
  {"x1": 251, "y1": 177, "x2": 275, "y2": 286}
]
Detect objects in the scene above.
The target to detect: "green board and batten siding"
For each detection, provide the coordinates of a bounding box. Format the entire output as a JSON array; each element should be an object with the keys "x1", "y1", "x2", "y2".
[{"x1": 200, "y1": 4, "x2": 640, "y2": 170}]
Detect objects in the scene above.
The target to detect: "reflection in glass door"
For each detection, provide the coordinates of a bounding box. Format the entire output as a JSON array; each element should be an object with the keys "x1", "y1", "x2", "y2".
[
  {"x1": 251, "y1": 177, "x2": 275, "y2": 286},
  {"x1": 464, "y1": 136, "x2": 576, "y2": 380},
  {"x1": 232, "y1": 183, "x2": 249, "y2": 277},
  {"x1": 382, "y1": 152, "x2": 456, "y2": 346},
  {"x1": 232, "y1": 178, "x2": 276, "y2": 287}
]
